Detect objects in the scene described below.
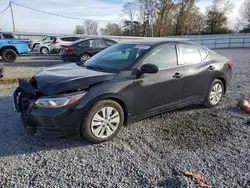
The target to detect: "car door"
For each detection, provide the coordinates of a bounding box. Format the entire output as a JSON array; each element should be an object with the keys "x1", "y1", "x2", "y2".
[
  {"x1": 133, "y1": 44, "x2": 184, "y2": 116},
  {"x1": 178, "y1": 44, "x2": 215, "y2": 102},
  {"x1": 88, "y1": 39, "x2": 106, "y2": 56}
]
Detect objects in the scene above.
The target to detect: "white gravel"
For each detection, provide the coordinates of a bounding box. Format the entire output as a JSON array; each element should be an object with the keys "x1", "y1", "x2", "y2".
[{"x1": 0, "y1": 49, "x2": 249, "y2": 187}]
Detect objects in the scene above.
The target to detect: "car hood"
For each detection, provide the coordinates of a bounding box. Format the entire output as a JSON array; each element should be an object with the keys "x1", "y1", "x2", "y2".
[{"x1": 32, "y1": 63, "x2": 117, "y2": 95}]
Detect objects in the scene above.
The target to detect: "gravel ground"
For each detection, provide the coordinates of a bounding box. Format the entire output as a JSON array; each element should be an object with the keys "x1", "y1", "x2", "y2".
[
  {"x1": 0, "y1": 49, "x2": 250, "y2": 188},
  {"x1": 1, "y1": 52, "x2": 64, "y2": 78}
]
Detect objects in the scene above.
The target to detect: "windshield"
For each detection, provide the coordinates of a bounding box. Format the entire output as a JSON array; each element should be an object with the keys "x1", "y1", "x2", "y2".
[{"x1": 83, "y1": 43, "x2": 151, "y2": 71}]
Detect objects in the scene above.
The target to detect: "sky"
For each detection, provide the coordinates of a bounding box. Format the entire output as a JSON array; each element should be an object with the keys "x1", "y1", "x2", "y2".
[{"x1": 0, "y1": 0, "x2": 245, "y2": 34}]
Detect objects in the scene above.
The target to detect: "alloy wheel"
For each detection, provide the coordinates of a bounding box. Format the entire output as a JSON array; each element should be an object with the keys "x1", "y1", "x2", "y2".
[
  {"x1": 81, "y1": 54, "x2": 90, "y2": 61},
  {"x1": 41, "y1": 48, "x2": 48, "y2": 54},
  {"x1": 91, "y1": 107, "x2": 120, "y2": 138},
  {"x1": 209, "y1": 83, "x2": 223, "y2": 105}
]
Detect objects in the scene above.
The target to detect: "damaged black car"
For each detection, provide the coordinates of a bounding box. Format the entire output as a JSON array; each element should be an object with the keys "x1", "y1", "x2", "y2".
[{"x1": 13, "y1": 40, "x2": 232, "y2": 143}]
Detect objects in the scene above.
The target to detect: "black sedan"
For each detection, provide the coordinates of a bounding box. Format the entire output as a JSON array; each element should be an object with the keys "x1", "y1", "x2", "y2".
[
  {"x1": 13, "y1": 40, "x2": 232, "y2": 143},
  {"x1": 0, "y1": 63, "x2": 4, "y2": 77},
  {"x1": 60, "y1": 38, "x2": 117, "y2": 62}
]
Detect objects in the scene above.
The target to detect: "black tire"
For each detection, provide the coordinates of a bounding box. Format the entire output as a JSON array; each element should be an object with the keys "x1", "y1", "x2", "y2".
[
  {"x1": 2, "y1": 49, "x2": 17, "y2": 62},
  {"x1": 203, "y1": 79, "x2": 224, "y2": 108},
  {"x1": 40, "y1": 47, "x2": 49, "y2": 54},
  {"x1": 81, "y1": 100, "x2": 124, "y2": 144},
  {"x1": 80, "y1": 53, "x2": 91, "y2": 61}
]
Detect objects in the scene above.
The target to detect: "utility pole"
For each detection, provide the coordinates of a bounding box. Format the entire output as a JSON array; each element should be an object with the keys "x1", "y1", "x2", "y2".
[{"x1": 9, "y1": 1, "x2": 16, "y2": 32}]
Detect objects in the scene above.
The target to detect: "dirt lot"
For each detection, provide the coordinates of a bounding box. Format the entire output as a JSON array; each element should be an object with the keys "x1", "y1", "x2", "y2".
[{"x1": 0, "y1": 49, "x2": 249, "y2": 187}]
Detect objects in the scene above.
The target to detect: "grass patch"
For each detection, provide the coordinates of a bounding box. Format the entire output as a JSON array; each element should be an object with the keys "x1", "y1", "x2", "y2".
[{"x1": 0, "y1": 77, "x2": 31, "y2": 85}]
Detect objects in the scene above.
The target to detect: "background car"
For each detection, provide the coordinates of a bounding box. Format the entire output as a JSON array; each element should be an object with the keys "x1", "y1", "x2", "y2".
[
  {"x1": 0, "y1": 38, "x2": 30, "y2": 62},
  {"x1": 50, "y1": 36, "x2": 83, "y2": 54},
  {"x1": 31, "y1": 35, "x2": 58, "y2": 50},
  {"x1": 37, "y1": 42, "x2": 52, "y2": 54},
  {"x1": 61, "y1": 38, "x2": 117, "y2": 62},
  {"x1": 0, "y1": 63, "x2": 4, "y2": 77},
  {"x1": 0, "y1": 32, "x2": 19, "y2": 39}
]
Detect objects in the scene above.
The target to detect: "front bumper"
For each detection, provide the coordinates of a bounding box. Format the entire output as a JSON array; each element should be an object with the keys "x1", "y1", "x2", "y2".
[{"x1": 13, "y1": 86, "x2": 85, "y2": 138}]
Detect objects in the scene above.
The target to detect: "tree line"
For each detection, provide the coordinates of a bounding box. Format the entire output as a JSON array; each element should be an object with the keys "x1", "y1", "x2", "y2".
[{"x1": 74, "y1": 0, "x2": 250, "y2": 36}]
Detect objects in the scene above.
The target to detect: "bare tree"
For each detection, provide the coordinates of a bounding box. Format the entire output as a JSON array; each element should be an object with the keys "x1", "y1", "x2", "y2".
[
  {"x1": 210, "y1": 0, "x2": 234, "y2": 14},
  {"x1": 240, "y1": 0, "x2": 250, "y2": 24},
  {"x1": 204, "y1": 0, "x2": 233, "y2": 34},
  {"x1": 74, "y1": 20, "x2": 99, "y2": 35},
  {"x1": 99, "y1": 23, "x2": 122, "y2": 36},
  {"x1": 155, "y1": 0, "x2": 176, "y2": 37},
  {"x1": 136, "y1": 0, "x2": 157, "y2": 37},
  {"x1": 74, "y1": 25, "x2": 85, "y2": 34},
  {"x1": 233, "y1": 17, "x2": 244, "y2": 33},
  {"x1": 83, "y1": 20, "x2": 99, "y2": 35},
  {"x1": 122, "y1": 2, "x2": 137, "y2": 22}
]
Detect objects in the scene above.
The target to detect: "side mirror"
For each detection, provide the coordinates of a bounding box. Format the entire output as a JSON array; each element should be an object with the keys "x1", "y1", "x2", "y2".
[{"x1": 141, "y1": 64, "x2": 159, "y2": 74}]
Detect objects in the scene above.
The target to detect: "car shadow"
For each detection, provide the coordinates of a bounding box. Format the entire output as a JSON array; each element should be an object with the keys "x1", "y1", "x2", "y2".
[
  {"x1": 157, "y1": 176, "x2": 183, "y2": 188},
  {"x1": 0, "y1": 96, "x2": 92, "y2": 158}
]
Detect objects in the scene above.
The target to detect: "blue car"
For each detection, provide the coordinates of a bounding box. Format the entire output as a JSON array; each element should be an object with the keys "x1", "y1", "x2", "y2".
[{"x1": 0, "y1": 39, "x2": 30, "y2": 62}]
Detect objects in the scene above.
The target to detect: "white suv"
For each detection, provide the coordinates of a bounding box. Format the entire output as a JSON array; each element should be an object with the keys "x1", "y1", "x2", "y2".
[
  {"x1": 50, "y1": 36, "x2": 83, "y2": 53},
  {"x1": 31, "y1": 36, "x2": 57, "y2": 50}
]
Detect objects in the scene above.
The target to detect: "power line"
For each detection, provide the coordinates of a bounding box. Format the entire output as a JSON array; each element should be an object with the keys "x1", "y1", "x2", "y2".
[
  {"x1": 0, "y1": 5, "x2": 9, "y2": 14},
  {"x1": 11, "y1": 1, "x2": 120, "y2": 23}
]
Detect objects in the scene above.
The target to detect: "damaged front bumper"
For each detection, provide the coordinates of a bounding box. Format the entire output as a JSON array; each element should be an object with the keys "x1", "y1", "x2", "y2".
[{"x1": 13, "y1": 79, "x2": 84, "y2": 138}]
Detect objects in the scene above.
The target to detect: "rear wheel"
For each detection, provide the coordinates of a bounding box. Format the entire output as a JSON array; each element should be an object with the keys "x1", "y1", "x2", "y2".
[
  {"x1": 81, "y1": 100, "x2": 124, "y2": 144},
  {"x1": 203, "y1": 79, "x2": 224, "y2": 108},
  {"x1": 80, "y1": 53, "x2": 91, "y2": 61},
  {"x1": 2, "y1": 49, "x2": 17, "y2": 62},
  {"x1": 40, "y1": 47, "x2": 49, "y2": 54}
]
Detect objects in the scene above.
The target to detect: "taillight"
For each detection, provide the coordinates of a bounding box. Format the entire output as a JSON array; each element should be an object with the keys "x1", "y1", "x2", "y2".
[
  {"x1": 52, "y1": 41, "x2": 58, "y2": 44},
  {"x1": 27, "y1": 41, "x2": 31, "y2": 46},
  {"x1": 228, "y1": 61, "x2": 232, "y2": 68},
  {"x1": 64, "y1": 46, "x2": 75, "y2": 51}
]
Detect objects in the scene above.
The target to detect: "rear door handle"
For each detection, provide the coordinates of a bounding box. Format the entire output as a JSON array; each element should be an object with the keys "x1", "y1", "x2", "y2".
[
  {"x1": 208, "y1": 65, "x2": 215, "y2": 70},
  {"x1": 173, "y1": 72, "x2": 183, "y2": 79}
]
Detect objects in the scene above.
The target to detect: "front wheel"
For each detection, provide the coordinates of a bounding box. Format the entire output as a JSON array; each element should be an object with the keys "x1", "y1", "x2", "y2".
[
  {"x1": 81, "y1": 100, "x2": 124, "y2": 144},
  {"x1": 40, "y1": 47, "x2": 49, "y2": 54},
  {"x1": 203, "y1": 79, "x2": 224, "y2": 108},
  {"x1": 2, "y1": 49, "x2": 17, "y2": 62}
]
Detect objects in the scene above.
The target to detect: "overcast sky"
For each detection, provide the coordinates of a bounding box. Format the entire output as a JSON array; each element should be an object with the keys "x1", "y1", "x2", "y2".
[{"x1": 0, "y1": 0, "x2": 245, "y2": 34}]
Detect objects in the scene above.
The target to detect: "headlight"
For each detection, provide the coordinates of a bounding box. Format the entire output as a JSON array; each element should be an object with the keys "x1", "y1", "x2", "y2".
[{"x1": 35, "y1": 92, "x2": 87, "y2": 108}]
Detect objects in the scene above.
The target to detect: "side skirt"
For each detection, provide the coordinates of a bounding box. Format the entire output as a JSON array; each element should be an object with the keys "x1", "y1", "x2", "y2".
[{"x1": 131, "y1": 99, "x2": 203, "y2": 123}]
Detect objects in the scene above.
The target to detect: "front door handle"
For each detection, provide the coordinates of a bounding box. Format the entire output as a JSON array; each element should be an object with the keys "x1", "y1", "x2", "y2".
[
  {"x1": 208, "y1": 65, "x2": 215, "y2": 70},
  {"x1": 173, "y1": 72, "x2": 183, "y2": 79}
]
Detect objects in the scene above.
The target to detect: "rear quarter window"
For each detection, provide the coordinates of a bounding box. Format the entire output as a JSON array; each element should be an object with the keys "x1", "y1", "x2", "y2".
[
  {"x1": 199, "y1": 47, "x2": 208, "y2": 61},
  {"x1": 179, "y1": 44, "x2": 201, "y2": 64},
  {"x1": 104, "y1": 39, "x2": 117, "y2": 46}
]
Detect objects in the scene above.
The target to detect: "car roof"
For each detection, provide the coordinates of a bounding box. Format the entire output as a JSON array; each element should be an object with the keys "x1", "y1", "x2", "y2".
[{"x1": 120, "y1": 39, "x2": 197, "y2": 46}]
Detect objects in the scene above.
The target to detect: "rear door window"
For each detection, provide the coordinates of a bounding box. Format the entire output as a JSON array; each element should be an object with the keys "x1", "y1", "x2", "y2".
[
  {"x1": 71, "y1": 37, "x2": 81, "y2": 41},
  {"x1": 179, "y1": 44, "x2": 202, "y2": 64},
  {"x1": 79, "y1": 40, "x2": 90, "y2": 47},
  {"x1": 89, "y1": 39, "x2": 105, "y2": 48},
  {"x1": 61, "y1": 37, "x2": 72, "y2": 42}
]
